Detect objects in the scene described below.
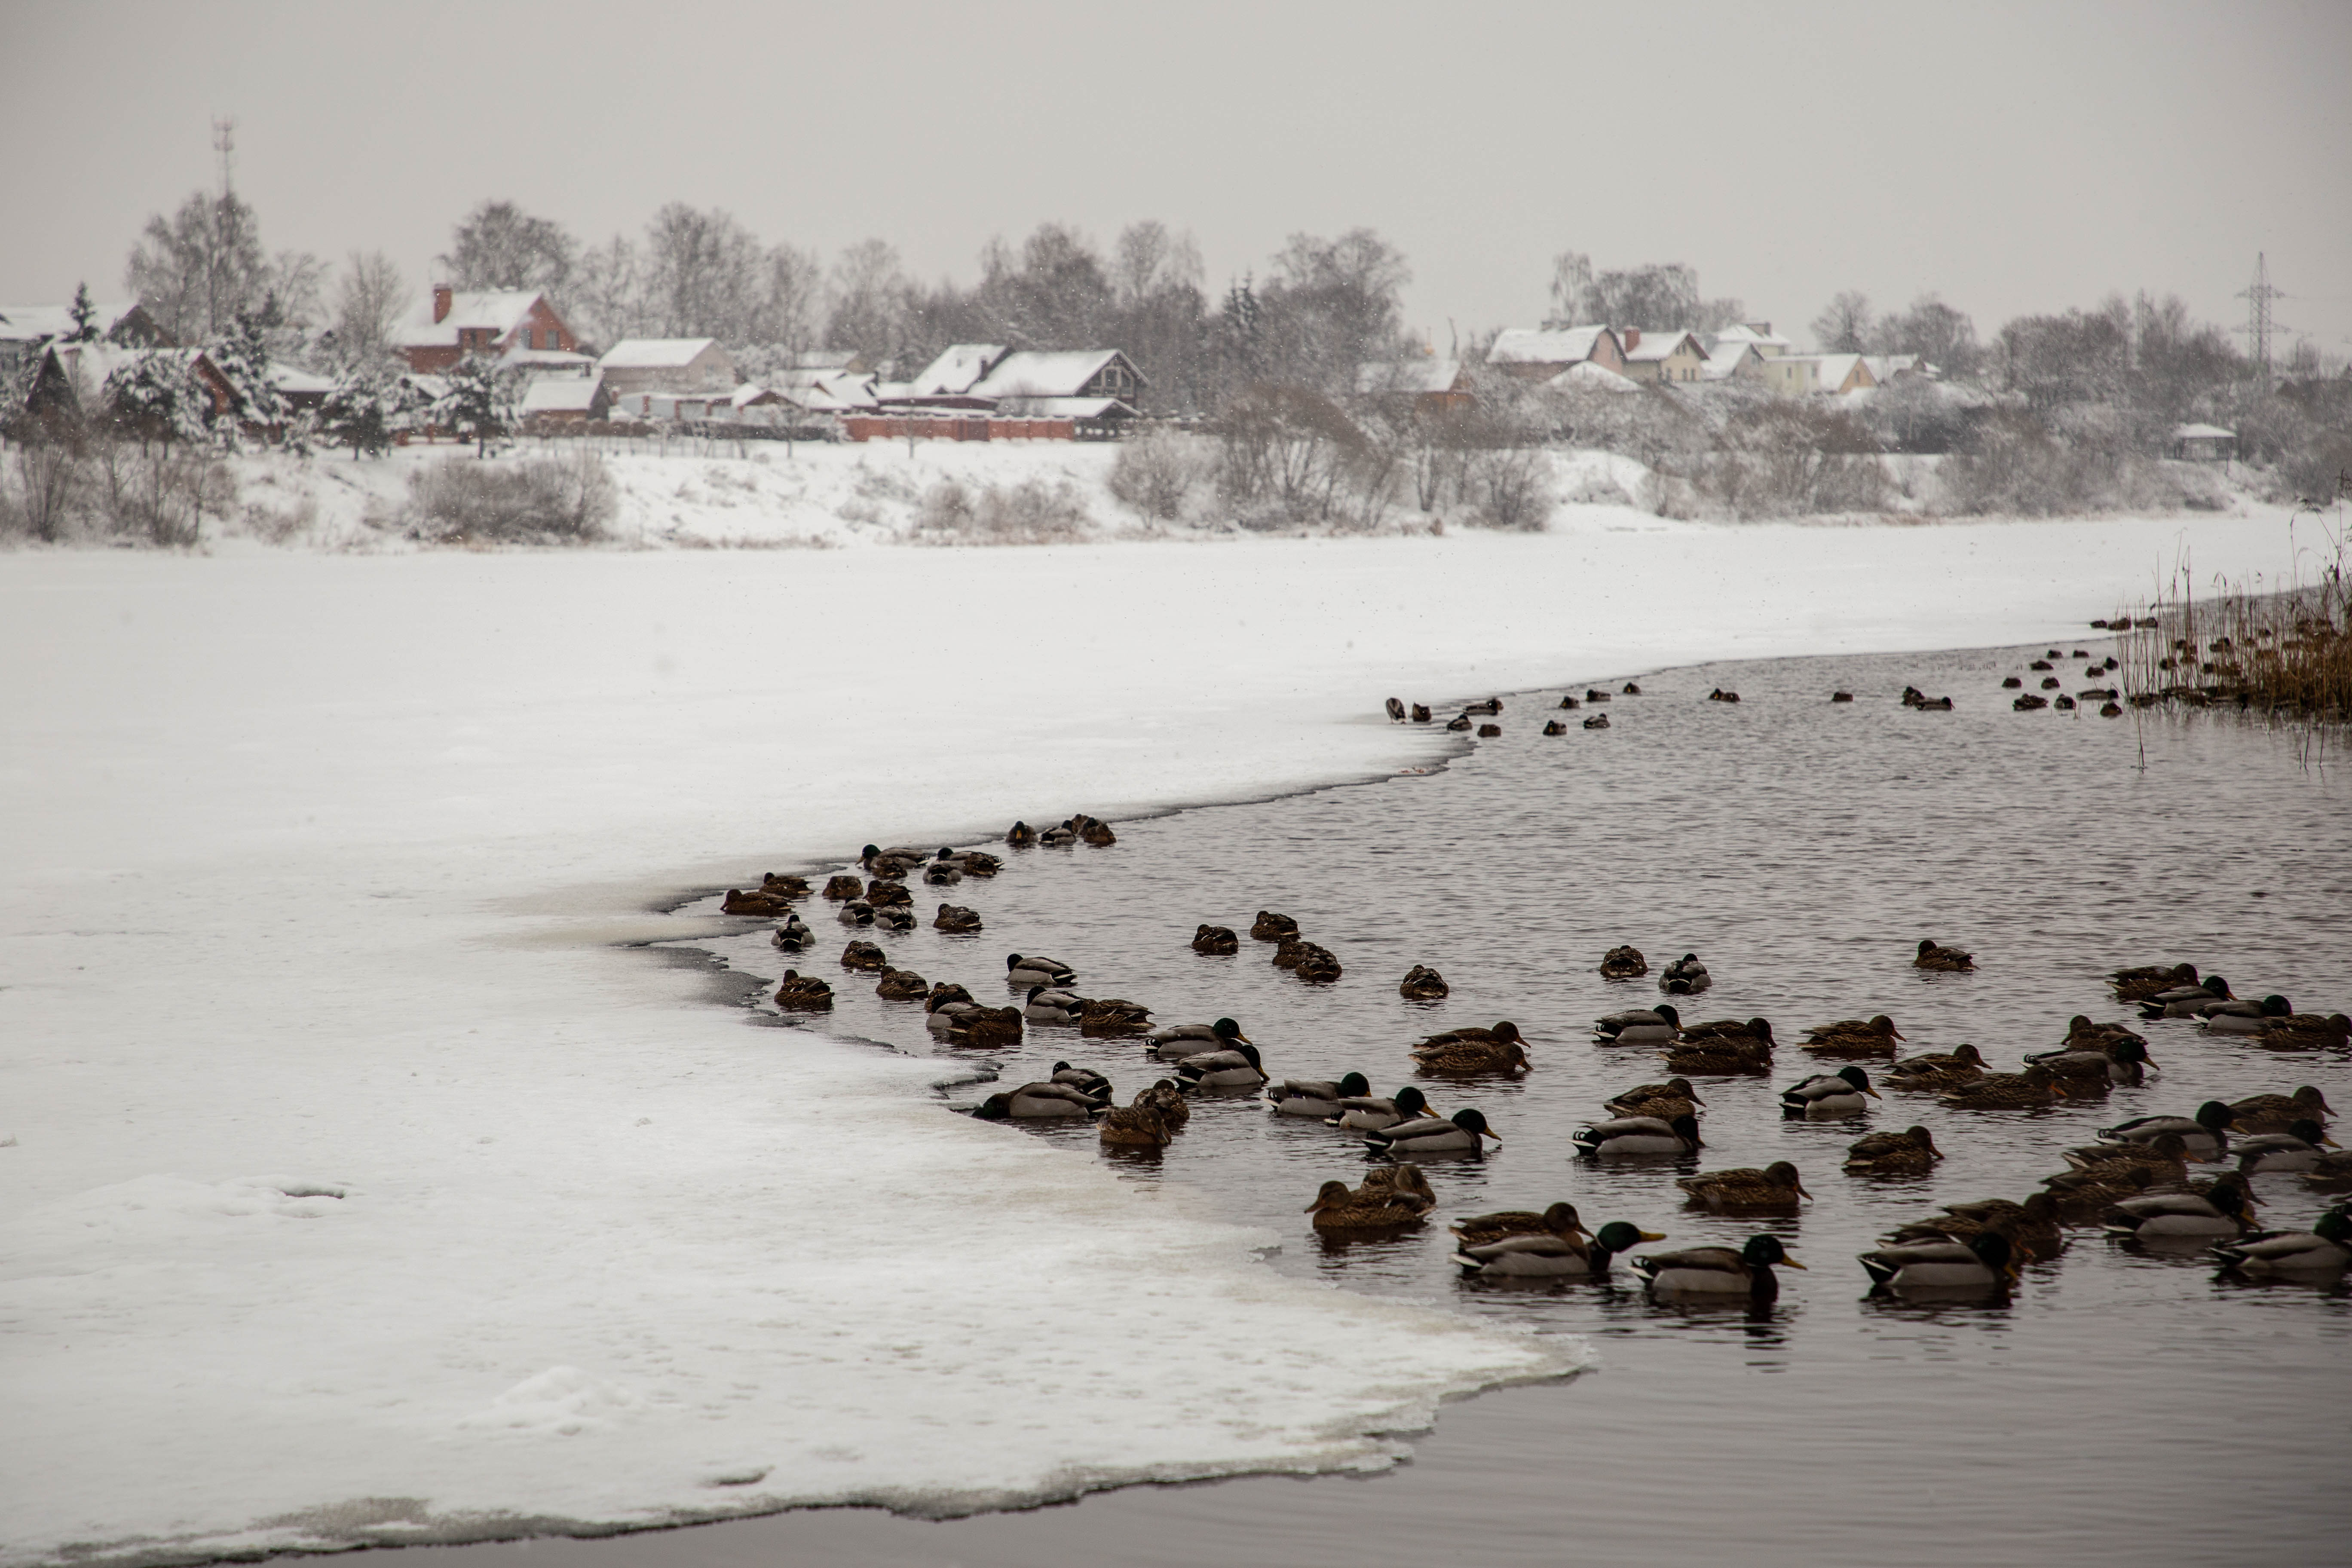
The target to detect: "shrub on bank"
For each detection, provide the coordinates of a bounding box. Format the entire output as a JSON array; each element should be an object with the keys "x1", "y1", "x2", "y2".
[{"x1": 398, "y1": 452, "x2": 615, "y2": 544}]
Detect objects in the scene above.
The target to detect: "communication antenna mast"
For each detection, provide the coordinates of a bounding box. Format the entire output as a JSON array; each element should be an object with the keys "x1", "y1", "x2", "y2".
[
  {"x1": 2235, "y1": 252, "x2": 2285, "y2": 392},
  {"x1": 212, "y1": 115, "x2": 237, "y2": 197}
]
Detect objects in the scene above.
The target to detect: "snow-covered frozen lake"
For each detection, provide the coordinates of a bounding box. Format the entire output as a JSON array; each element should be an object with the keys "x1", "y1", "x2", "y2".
[{"x1": 0, "y1": 511, "x2": 2311, "y2": 1564}]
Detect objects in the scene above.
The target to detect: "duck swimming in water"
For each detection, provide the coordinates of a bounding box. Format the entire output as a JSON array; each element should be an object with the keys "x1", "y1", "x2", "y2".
[
  {"x1": 2211, "y1": 1208, "x2": 2352, "y2": 1277},
  {"x1": 1398, "y1": 964, "x2": 1451, "y2": 1001},
  {"x1": 1859, "y1": 1230, "x2": 2016, "y2": 1292},
  {"x1": 1145, "y1": 1017, "x2": 1250, "y2": 1061},
  {"x1": 2233, "y1": 1121, "x2": 2337, "y2": 1174},
  {"x1": 1779, "y1": 1066, "x2": 1881, "y2": 1118},
  {"x1": 1884, "y1": 1193, "x2": 2062, "y2": 1259},
  {"x1": 1599, "y1": 945, "x2": 1649, "y2": 978},
  {"x1": 2228, "y1": 1085, "x2": 2334, "y2": 1134},
  {"x1": 1593, "y1": 1004, "x2": 1681, "y2": 1045},
  {"x1": 1799, "y1": 1015, "x2": 1905, "y2": 1058},
  {"x1": 2200, "y1": 995, "x2": 2294, "y2": 1035},
  {"x1": 1305, "y1": 1174, "x2": 1433, "y2": 1233},
  {"x1": 1939, "y1": 1063, "x2": 2068, "y2": 1110},
  {"x1": 1659, "y1": 954, "x2": 1712, "y2": 995},
  {"x1": 1841, "y1": 1124, "x2": 1943, "y2": 1176},
  {"x1": 1005, "y1": 952, "x2": 1076, "y2": 988},
  {"x1": 2109, "y1": 961, "x2": 2198, "y2": 1002},
  {"x1": 1176, "y1": 1042, "x2": 1269, "y2": 1089},
  {"x1": 1632, "y1": 1234, "x2": 1804, "y2": 1300},
  {"x1": 2098, "y1": 1101, "x2": 2236, "y2": 1160},
  {"x1": 1454, "y1": 1220, "x2": 1667, "y2": 1279},
  {"x1": 1412, "y1": 1022, "x2": 1530, "y2": 1074},
  {"x1": 2139, "y1": 975, "x2": 2233, "y2": 1018},
  {"x1": 1097, "y1": 1081, "x2": 1187, "y2": 1148},
  {"x1": 1884, "y1": 1042, "x2": 1985, "y2": 1090},
  {"x1": 1605, "y1": 1077, "x2": 1706, "y2": 1121},
  {"x1": 1914, "y1": 938, "x2": 1976, "y2": 972},
  {"x1": 1266, "y1": 1072, "x2": 1372, "y2": 1118},
  {"x1": 1366, "y1": 1108, "x2": 1500, "y2": 1158},
  {"x1": 2103, "y1": 1178, "x2": 2255, "y2": 1240},
  {"x1": 1326, "y1": 1084, "x2": 1430, "y2": 1131},
  {"x1": 1450, "y1": 1202, "x2": 1588, "y2": 1250},
  {"x1": 971, "y1": 1081, "x2": 1103, "y2": 1120},
  {"x1": 1572, "y1": 1112, "x2": 1703, "y2": 1157},
  {"x1": 1191, "y1": 924, "x2": 1240, "y2": 956},
  {"x1": 1677, "y1": 1161, "x2": 1813, "y2": 1214}
]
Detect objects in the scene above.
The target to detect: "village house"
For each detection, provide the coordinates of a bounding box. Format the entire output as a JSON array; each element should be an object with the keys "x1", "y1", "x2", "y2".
[
  {"x1": 1354, "y1": 357, "x2": 1474, "y2": 415},
  {"x1": 1862, "y1": 352, "x2": 1927, "y2": 385},
  {"x1": 895, "y1": 343, "x2": 1011, "y2": 404},
  {"x1": 1700, "y1": 340, "x2": 1767, "y2": 384},
  {"x1": 2169, "y1": 423, "x2": 2236, "y2": 463},
  {"x1": 520, "y1": 374, "x2": 612, "y2": 426},
  {"x1": 0, "y1": 300, "x2": 174, "y2": 375},
  {"x1": 1800, "y1": 352, "x2": 1878, "y2": 395},
  {"x1": 1714, "y1": 322, "x2": 1816, "y2": 395},
  {"x1": 1486, "y1": 325, "x2": 1627, "y2": 380},
  {"x1": 1618, "y1": 328, "x2": 1709, "y2": 384},
  {"x1": 597, "y1": 337, "x2": 738, "y2": 398},
  {"x1": 966, "y1": 349, "x2": 1146, "y2": 418},
  {"x1": 394, "y1": 287, "x2": 579, "y2": 374}
]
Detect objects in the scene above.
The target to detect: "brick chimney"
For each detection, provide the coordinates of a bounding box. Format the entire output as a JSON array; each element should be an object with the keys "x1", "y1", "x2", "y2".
[
  {"x1": 1622, "y1": 327, "x2": 1641, "y2": 352},
  {"x1": 432, "y1": 284, "x2": 453, "y2": 324}
]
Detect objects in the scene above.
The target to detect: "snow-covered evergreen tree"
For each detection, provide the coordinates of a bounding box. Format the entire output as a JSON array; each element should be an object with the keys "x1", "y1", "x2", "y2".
[
  {"x1": 67, "y1": 283, "x2": 99, "y2": 343},
  {"x1": 208, "y1": 309, "x2": 287, "y2": 444},
  {"x1": 319, "y1": 372, "x2": 393, "y2": 458},
  {"x1": 436, "y1": 353, "x2": 517, "y2": 457},
  {"x1": 103, "y1": 352, "x2": 215, "y2": 451}
]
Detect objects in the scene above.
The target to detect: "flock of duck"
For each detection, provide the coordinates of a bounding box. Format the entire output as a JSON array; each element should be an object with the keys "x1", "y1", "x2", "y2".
[{"x1": 720, "y1": 827, "x2": 2352, "y2": 1307}]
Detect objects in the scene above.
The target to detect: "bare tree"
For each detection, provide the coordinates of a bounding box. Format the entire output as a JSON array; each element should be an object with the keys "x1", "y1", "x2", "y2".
[
  {"x1": 1545, "y1": 251, "x2": 1597, "y2": 327},
  {"x1": 267, "y1": 250, "x2": 328, "y2": 329},
  {"x1": 330, "y1": 251, "x2": 407, "y2": 367},
  {"x1": 1872, "y1": 293, "x2": 1976, "y2": 372},
  {"x1": 570, "y1": 235, "x2": 643, "y2": 350},
  {"x1": 125, "y1": 189, "x2": 271, "y2": 343},
  {"x1": 826, "y1": 239, "x2": 913, "y2": 366},
  {"x1": 1112, "y1": 220, "x2": 1202, "y2": 306},
  {"x1": 1811, "y1": 290, "x2": 1874, "y2": 352},
  {"x1": 438, "y1": 200, "x2": 579, "y2": 300}
]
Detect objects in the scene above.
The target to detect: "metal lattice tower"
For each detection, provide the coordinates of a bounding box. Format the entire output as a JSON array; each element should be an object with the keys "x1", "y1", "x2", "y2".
[
  {"x1": 2236, "y1": 251, "x2": 2283, "y2": 390},
  {"x1": 211, "y1": 115, "x2": 237, "y2": 197}
]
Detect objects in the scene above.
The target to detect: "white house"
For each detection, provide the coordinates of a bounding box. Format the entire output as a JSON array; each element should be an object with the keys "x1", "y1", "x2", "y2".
[
  {"x1": 1618, "y1": 329, "x2": 1709, "y2": 385},
  {"x1": 1487, "y1": 325, "x2": 1626, "y2": 379},
  {"x1": 967, "y1": 349, "x2": 1146, "y2": 413},
  {"x1": 597, "y1": 338, "x2": 738, "y2": 397}
]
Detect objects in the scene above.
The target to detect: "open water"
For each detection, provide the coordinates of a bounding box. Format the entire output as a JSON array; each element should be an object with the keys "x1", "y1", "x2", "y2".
[{"x1": 455, "y1": 639, "x2": 2352, "y2": 1568}]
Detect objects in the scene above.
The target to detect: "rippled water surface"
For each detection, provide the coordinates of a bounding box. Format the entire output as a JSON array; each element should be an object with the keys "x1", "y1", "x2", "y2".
[{"x1": 481, "y1": 640, "x2": 2352, "y2": 1568}]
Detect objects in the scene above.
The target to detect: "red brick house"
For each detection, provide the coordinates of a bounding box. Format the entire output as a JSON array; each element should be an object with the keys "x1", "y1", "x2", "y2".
[{"x1": 394, "y1": 287, "x2": 579, "y2": 374}]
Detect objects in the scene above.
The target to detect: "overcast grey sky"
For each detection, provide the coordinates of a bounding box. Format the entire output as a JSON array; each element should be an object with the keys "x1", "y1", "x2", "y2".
[{"x1": 5, "y1": 0, "x2": 2348, "y2": 352}]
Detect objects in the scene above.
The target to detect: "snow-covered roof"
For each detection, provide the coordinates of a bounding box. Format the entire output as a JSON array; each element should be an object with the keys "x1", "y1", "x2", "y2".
[
  {"x1": 732, "y1": 383, "x2": 786, "y2": 408},
  {"x1": 907, "y1": 344, "x2": 1008, "y2": 396},
  {"x1": 599, "y1": 337, "x2": 720, "y2": 369},
  {"x1": 392, "y1": 290, "x2": 543, "y2": 349},
  {"x1": 268, "y1": 363, "x2": 336, "y2": 395},
  {"x1": 1700, "y1": 342, "x2": 1760, "y2": 381},
  {"x1": 1714, "y1": 322, "x2": 1794, "y2": 351},
  {"x1": 521, "y1": 375, "x2": 605, "y2": 414},
  {"x1": 1806, "y1": 352, "x2": 1873, "y2": 391},
  {"x1": 1623, "y1": 330, "x2": 1707, "y2": 363},
  {"x1": 969, "y1": 349, "x2": 1126, "y2": 399},
  {"x1": 990, "y1": 395, "x2": 1131, "y2": 420},
  {"x1": 0, "y1": 300, "x2": 147, "y2": 344},
  {"x1": 2172, "y1": 422, "x2": 2236, "y2": 441},
  {"x1": 1547, "y1": 360, "x2": 1639, "y2": 394},
  {"x1": 1489, "y1": 326, "x2": 1614, "y2": 366},
  {"x1": 501, "y1": 347, "x2": 594, "y2": 372},
  {"x1": 774, "y1": 369, "x2": 877, "y2": 412},
  {"x1": 1862, "y1": 354, "x2": 1923, "y2": 383},
  {"x1": 1355, "y1": 358, "x2": 1463, "y2": 395}
]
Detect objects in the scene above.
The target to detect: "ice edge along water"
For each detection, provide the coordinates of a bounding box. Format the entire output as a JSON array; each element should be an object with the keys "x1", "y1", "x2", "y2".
[{"x1": 0, "y1": 513, "x2": 2302, "y2": 1567}]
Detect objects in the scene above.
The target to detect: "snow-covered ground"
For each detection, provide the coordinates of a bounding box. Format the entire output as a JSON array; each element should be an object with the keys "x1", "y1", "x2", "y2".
[{"x1": 0, "y1": 507, "x2": 2305, "y2": 1565}]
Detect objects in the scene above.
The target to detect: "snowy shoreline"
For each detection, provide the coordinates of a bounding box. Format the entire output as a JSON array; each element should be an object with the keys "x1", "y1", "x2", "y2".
[{"x1": 0, "y1": 512, "x2": 2309, "y2": 1566}]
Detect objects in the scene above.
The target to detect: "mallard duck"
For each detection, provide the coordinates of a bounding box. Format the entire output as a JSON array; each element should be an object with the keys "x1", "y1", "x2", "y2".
[
  {"x1": 2138, "y1": 975, "x2": 2232, "y2": 1018},
  {"x1": 2102, "y1": 1180, "x2": 2254, "y2": 1239},
  {"x1": 836, "y1": 900, "x2": 876, "y2": 928},
  {"x1": 1176, "y1": 1042, "x2": 1269, "y2": 1088},
  {"x1": 1632, "y1": 1234, "x2": 1804, "y2": 1300},
  {"x1": 2211, "y1": 1209, "x2": 2352, "y2": 1276},
  {"x1": 1413, "y1": 1022, "x2": 1528, "y2": 1069},
  {"x1": 1558, "y1": 694, "x2": 1582, "y2": 710},
  {"x1": 1885, "y1": 1042, "x2": 1985, "y2": 1090},
  {"x1": 771, "y1": 914, "x2": 815, "y2": 950},
  {"x1": 933, "y1": 903, "x2": 983, "y2": 934},
  {"x1": 1097, "y1": 1094, "x2": 1175, "y2": 1148},
  {"x1": 1048, "y1": 1062, "x2": 1112, "y2": 1102},
  {"x1": 1572, "y1": 1112, "x2": 1703, "y2": 1157},
  {"x1": 1074, "y1": 815, "x2": 1117, "y2": 847},
  {"x1": 1914, "y1": 938, "x2": 1975, "y2": 972},
  {"x1": 1361, "y1": 1163, "x2": 1438, "y2": 1207},
  {"x1": 1399, "y1": 964, "x2": 1450, "y2": 1001},
  {"x1": 1386, "y1": 697, "x2": 1407, "y2": 722},
  {"x1": 1680, "y1": 1017, "x2": 1776, "y2": 1051},
  {"x1": 821, "y1": 873, "x2": 865, "y2": 901},
  {"x1": 1451, "y1": 1202, "x2": 1588, "y2": 1250},
  {"x1": 1593, "y1": 1004, "x2": 1681, "y2": 1045},
  {"x1": 971, "y1": 1081, "x2": 1101, "y2": 1119},
  {"x1": 2061, "y1": 1131, "x2": 2191, "y2": 1183},
  {"x1": 927, "y1": 1002, "x2": 1023, "y2": 1047},
  {"x1": 1004, "y1": 821, "x2": 1037, "y2": 848},
  {"x1": 1659, "y1": 954, "x2": 1712, "y2": 995},
  {"x1": 1022, "y1": 986, "x2": 1084, "y2": 1023},
  {"x1": 1800, "y1": 1015, "x2": 1905, "y2": 1058},
  {"x1": 1294, "y1": 944, "x2": 1344, "y2": 983},
  {"x1": 1268, "y1": 1072, "x2": 1372, "y2": 1118},
  {"x1": 1843, "y1": 1124, "x2": 1942, "y2": 1176},
  {"x1": 1191, "y1": 924, "x2": 1240, "y2": 956},
  {"x1": 1583, "y1": 713, "x2": 1611, "y2": 729},
  {"x1": 1367, "y1": 1108, "x2": 1500, "y2": 1158},
  {"x1": 2027, "y1": 1039, "x2": 2153, "y2": 1093},
  {"x1": 1831, "y1": 690, "x2": 1855, "y2": 702},
  {"x1": 1327, "y1": 1084, "x2": 1430, "y2": 1130},
  {"x1": 922, "y1": 859, "x2": 963, "y2": 886},
  {"x1": 2201, "y1": 995, "x2": 2295, "y2": 1035},
  {"x1": 875, "y1": 968, "x2": 930, "y2": 1002},
  {"x1": 1885, "y1": 1193, "x2": 2061, "y2": 1255},
  {"x1": 1605, "y1": 1077, "x2": 1706, "y2": 1121},
  {"x1": 2234, "y1": 1121, "x2": 2337, "y2": 1174},
  {"x1": 772, "y1": 970, "x2": 834, "y2": 1011},
  {"x1": 1659, "y1": 1034, "x2": 1775, "y2": 1076},
  {"x1": 943, "y1": 848, "x2": 1001, "y2": 878},
  {"x1": 722, "y1": 886, "x2": 795, "y2": 917},
  {"x1": 2303, "y1": 1152, "x2": 2352, "y2": 1193},
  {"x1": 1077, "y1": 998, "x2": 1153, "y2": 1037},
  {"x1": 1006, "y1": 952, "x2": 1076, "y2": 988},
  {"x1": 1939, "y1": 1063, "x2": 2068, "y2": 1109},
  {"x1": 925, "y1": 980, "x2": 974, "y2": 1010},
  {"x1": 1143, "y1": 1011, "x2": 1251, "y2": 1063},
  {"x1": 1599, "y1": 945, "x2": 1649, "y2": 979},
  {"x1": 1251, "y1": 911, "x2": 1299, "y2": 941},
  {"x1": 1271, "y1": 934, "x2": 1308, "y2": 970},
  {"x1": 1542, "y1": 720, "x2": 1568, "y2": 735},
  {"x1": 1455, "y1": 1221, "x2": 1668, "y2": 1279},
  {"x1": 1677, "y1": 1161, "x2": 1813, "y2": 1214},
  {"x1": 2254, "y1": 1013, "x2": 2352, "y2": 1051},
  {"x1": 2099, "y1": 1101, "x2": 2235, "y2": 1160},
  {"x1": 1780, "y1": 1066, "x2": 1882, "y2": 1118},
  {"x1": 1304, "y1": 1178, "x2": 1429, "y2": 1232},
  {"x1": 873, "y1": 906, "x2": 916, "y2": 933},
  {"x1": 1585, "y1": 687, "x2": 1612, "y2": 703},
  {"x1": 2110, "y1": 961, "x2": 2199, "y2": 1001},
  {"x1": 2040, "y1": 1163, "x2": 2159, "y2": 1222},
  {"x1": 1411, "y1": 704, "x2": 1433, "y2": 723},
  {"x1": 2029, "y1": 1024, "x2": 2155, "y2": 1081},
  {"x1": 2229, "y1": 1085, "x2": 2335, "y2": 1134},
  {"x1": 1039, "y1": 823, "x2": 1079, "y2": 848},
  {"x1": 839, "y1": 939, "x2": 888, "y2": 971},
  {"x1": 1859, "y1": 1230, "x2": 2017, "y2": 1291},
  {"x1": 862, "y1": 879, "x2": 914, "y2": 909}
]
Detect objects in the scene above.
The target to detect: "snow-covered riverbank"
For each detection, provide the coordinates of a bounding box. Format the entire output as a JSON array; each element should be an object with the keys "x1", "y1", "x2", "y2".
[{"x1": 0, "y1": 511, "x2": 2302, "y2": 1565}]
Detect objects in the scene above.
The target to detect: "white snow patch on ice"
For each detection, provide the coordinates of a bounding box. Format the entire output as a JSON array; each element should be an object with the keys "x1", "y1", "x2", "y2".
[{"x1": 0, "y1": 512, "x2": 2303, "y2": 1565}]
